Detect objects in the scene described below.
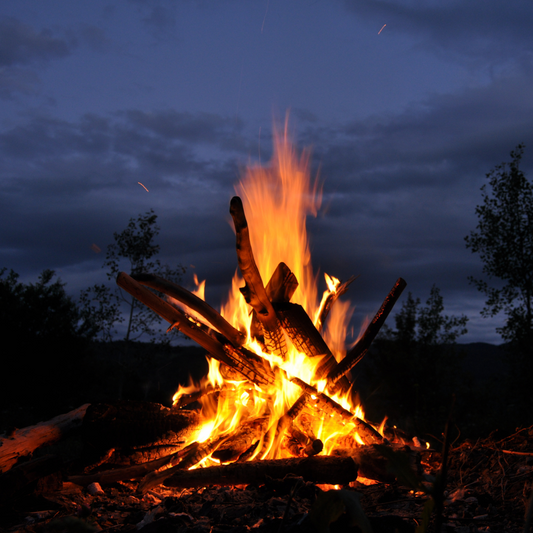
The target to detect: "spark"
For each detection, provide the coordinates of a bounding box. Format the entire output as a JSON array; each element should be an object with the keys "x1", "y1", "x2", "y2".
[
  {"x1": 378, "y1": 24, "x2": 386, "y2": 34},
  {"x1": 138, "y1": 182, "x2": 149, "y2": 192},
  {"x1": 91, "y1": 243, "x2": 101, "y2": 254}
]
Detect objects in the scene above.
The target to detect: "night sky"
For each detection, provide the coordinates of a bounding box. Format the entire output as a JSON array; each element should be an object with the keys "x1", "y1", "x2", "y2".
[{"x1": 1, "y1": 1, "x2": 532, "y2": 345}]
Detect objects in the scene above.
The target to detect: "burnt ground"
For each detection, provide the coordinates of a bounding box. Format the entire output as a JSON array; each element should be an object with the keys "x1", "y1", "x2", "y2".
[{"x1": 2, "y1": 426, "x2": 533, "y2": 533}]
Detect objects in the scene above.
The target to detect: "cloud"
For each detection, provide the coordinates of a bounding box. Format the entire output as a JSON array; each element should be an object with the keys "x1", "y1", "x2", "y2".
[
  {"x1": 341, "y1": 0, "x2": 533, "y2": 67},
  {"x1": 0, "y1": 17, "x2": 72, "y2": 67},
  {"x1": 127, "y1": 0, "x2": 177, "y2": 36},
  {"x1": 0, "y1": 17, "x2": 75, "y2": 99}
]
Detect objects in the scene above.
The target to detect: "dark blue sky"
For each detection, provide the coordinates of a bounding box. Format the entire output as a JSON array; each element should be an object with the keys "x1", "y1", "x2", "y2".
[{"x1": 1, "y1": 0, "x2": 532, "y2": 344}]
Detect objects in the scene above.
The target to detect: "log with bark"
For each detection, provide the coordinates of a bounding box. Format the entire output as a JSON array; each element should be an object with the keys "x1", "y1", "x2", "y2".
[
  {"x1": 164, "y1": 455, "x2": 359, "y2": 488},
  {"x1": 0, "y1": 404, "x2": 89, "y2": 474},
  {"x1": 327, "y1": 277, "x2": 407, "y2": 387},
  {"x1": 230, "y1": 196, "x2": 288, "y2": 359}
]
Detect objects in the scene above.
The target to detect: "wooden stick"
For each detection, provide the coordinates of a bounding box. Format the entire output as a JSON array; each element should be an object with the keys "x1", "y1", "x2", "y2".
[
  {"x1": 164, "y1": 455, "x2": 359, "y2": 488},
  {"x1": 138, "y1": 435, "x2": 229, "y2": 493},
  {"x1": 273, "y1": 302, "x2": 344, "y2": 383},
  {"x1": 230, "y1": 196, "x2": 287, "y2": 359},
  {"x1": 132, "y1": 273, "x2": 245, "y2": 347},
  {"x1": 0, "y1": 404, "x2": 89, "y2": 474},
  {"x1": 327, "y1": 277, "x2": 407, "y2": 385},
  {"x1": 68, "y1": 444, "x2": 198, "y2": 487},
  {"x1": 290, "y1": 377, "x2": 382, "y2": 445},
  {"x1": 212, "y1": 417, "x2": 269, "y2": 463},
  {"x1": 316, "y1": 275, "x2": 358, "y2": 332},
  {"x1": 266, "y1": 262, "x2": 299, "y2": 303},
  {"x1": 117, "y1": 272, "x2": 235, "y2": 367}
]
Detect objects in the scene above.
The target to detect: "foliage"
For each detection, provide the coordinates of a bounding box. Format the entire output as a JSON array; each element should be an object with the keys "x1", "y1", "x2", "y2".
[
  {"x1": 364, "y1": 286, "x2": 468, "y2": 435},
  {"x1": 0, "y1": 268, "x2": 94, "y2": 425},
  {"x1": 81, "y1": 209, "x2": 185, "y2": 343},
  {"x1": 465, "y1": 144, "x2": 533, "y2": 350}
]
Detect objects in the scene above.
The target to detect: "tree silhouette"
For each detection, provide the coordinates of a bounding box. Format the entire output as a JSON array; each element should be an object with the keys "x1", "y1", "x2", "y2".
[{"x1": 465, "y1": 144, "x2": 533, "y2": 352}]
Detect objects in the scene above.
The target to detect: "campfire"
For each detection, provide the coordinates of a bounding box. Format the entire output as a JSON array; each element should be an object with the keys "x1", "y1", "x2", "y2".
[
  {"x1": 108, "y1": 122, "x2": 409, "y2": 491},
  {"x1": 5, "y1": 123, "x2": 533, "y2": 533}
]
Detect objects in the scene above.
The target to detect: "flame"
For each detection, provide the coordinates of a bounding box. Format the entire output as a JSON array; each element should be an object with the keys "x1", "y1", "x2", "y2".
[{"x1": 173, "y1": 117, "x2": 381, "y2": 464}]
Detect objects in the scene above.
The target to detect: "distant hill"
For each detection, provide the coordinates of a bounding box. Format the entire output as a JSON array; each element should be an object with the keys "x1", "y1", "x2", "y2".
[{"x1": 456, "y1": 342, "x2": 507, "y2": 382}]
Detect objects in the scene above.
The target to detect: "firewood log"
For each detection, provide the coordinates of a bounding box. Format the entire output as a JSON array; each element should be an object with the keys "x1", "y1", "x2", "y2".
[
  {"x1": 117, "y1": 272, "x2": 235, "y2": 367},
  {"x1": 327, "y1": 277, "x2": 407, "y2": 386},
  {"x1": 138, "y1": 434, "x2": 229, "y2": 492},
  {"x1": 132, "y1": 273, "x2": 246, "y2": 347},
  {"x1": 0, "y1": 454, "x2": 62, "y2": 499},
  {"x1": 117, "y1": 273, "x2": 278, "y2": 388},
  {"x1": 82, "y1": 401, "x2": 199, "y2": 452},
  {"x1": 68, "y1": 443, "x2": 199, "y2": 487},
  {"x1": 290, "y1": 377, "x2": 382, "y2": 445},
  {"x1": 230, "y1": 196, "x2": 288, "y2": 359},
  {"x1": 250, "y1": 262, "x2": 299, "y2": 343},
  {"x1": 332, "y1": 444, "x2": 420, "y2": 484},
  {"x1": 164, "y1": 455, "x2": 359, "y2": 488},
  {"x1": 274, "y1": 302, "x2": 337, "y2": 376},
  {"x1": 266, "y1": 262, "x2": 299, "y2": 303},
  {"x1": 211, "y1": 417, "x2": 270, "y2": 463},
  {"x1": 315, "y1": 275, "x2": 358, "y2": 332},
  {"x1": 0, "y1": 404, "x2": 89, "y2": 474}
]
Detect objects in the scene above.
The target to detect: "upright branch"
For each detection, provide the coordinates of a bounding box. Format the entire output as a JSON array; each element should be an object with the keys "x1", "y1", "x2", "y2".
[
  {"x1": 230, "y1": 196, "x2": 287, "y2": 358},
  {"x1": 316, "y1": 275, "x2": 358, "y2": 332},
  {"x1": 327, "y1": 277, "x2": 407, "y2": 386}
]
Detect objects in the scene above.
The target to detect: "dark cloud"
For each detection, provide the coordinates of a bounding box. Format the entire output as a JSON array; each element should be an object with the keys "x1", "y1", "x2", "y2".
[
  {"x1": 342, "y1": 0, "x2": 533, "y2": 66},
  {"x1": 0, "y1": 17, "x2": 72, "y2": 67},
  {"x1": 127, "y1": 0, "x2": 178, "y2": 36},
  {"x1": 0, "y1": 17, "x2": 74, "y2": 100}
]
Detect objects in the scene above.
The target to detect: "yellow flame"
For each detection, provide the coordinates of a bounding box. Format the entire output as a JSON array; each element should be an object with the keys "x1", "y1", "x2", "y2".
[{"x1": 173, "y1": 117, "x2": 381, "y2": 461}]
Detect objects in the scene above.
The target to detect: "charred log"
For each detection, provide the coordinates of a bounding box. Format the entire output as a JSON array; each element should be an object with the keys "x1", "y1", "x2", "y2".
[
  {"x1": 132, "y1": 273, "x2": 245, "y2": 347},
  {"x1": 290, "y1": 377, "x2": 382, "y2": 445},
  {"x1": 164, "y1": 455, "x2": 359, "y2": 488},
  {"x1": 211, "y1": 417, "x2": 269, "y2": 463},
  {"x1": 316, "y1": 275, "x2": 358, "y2": 332},
  {"x1": 230, "y1": 196, "x2": 287, "y2": 358},
  {"x1": 327, "y1": 277, "x2": 407, "y2": 386},
  {"x1": 117, "y1": 272, "x2": 235, "y2": 367},
  {"x1": 82, "y1": 401, "x2": 199, "y2": 452}
]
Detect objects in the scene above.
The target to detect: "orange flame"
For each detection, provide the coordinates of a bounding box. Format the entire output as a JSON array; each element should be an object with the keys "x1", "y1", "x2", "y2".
[{"x1": 173, "y1": 117, "x2": 380, "y2": 463}]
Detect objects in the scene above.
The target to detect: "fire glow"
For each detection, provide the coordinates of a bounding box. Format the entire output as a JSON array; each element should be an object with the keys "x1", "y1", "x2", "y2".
[
  {"x1": 170, "y1": 121, "x2": 381, "y2": 464},
  {"x1": 116, "y1": 120, "x2": 407, "y2": 479}
]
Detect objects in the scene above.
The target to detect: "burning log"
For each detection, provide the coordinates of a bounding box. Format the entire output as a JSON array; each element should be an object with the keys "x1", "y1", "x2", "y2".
[
  {"x1": 117, "y1": 272, "x2": 235, "y2": 367},
  {"x1": 290, "y1": 377, "x2": 382, "y2": 445},
  {"x1": 82, "y1": 401, "x2": 200, "y2": 453},
  {"x1": 0, "y1": 404, "x2": 89, "y2": 474},
  {"x1": 230, "y1": 196, "x2": 287, "y2": 359},
  {"x1": 132, "y1": 273, "x2": 245, "y2": 347},
  {"x1": 266, "y1": 262, "x2": 299, "y2": 303},
  {"x1": 327, "y1": 277, "x2": 407, "y2": 386},
  {"x1": 138, "y1": 434, "x2": 230, "y2": 492},
  {"x1": 211, "y1": 417, "x2": 270, "y2": 463},
  {"x1": 68, "y1": 443, "x2": 199, "y2": 487},
  {"x1": 250, "y1": 262, "x2": 299, "y2": 341},
  {"x1": 164, "y1": 455, "x2": 359, "y2": 489},
  {"x1": 274, "y1": 302, "x2": 339, "y2": 379}
]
